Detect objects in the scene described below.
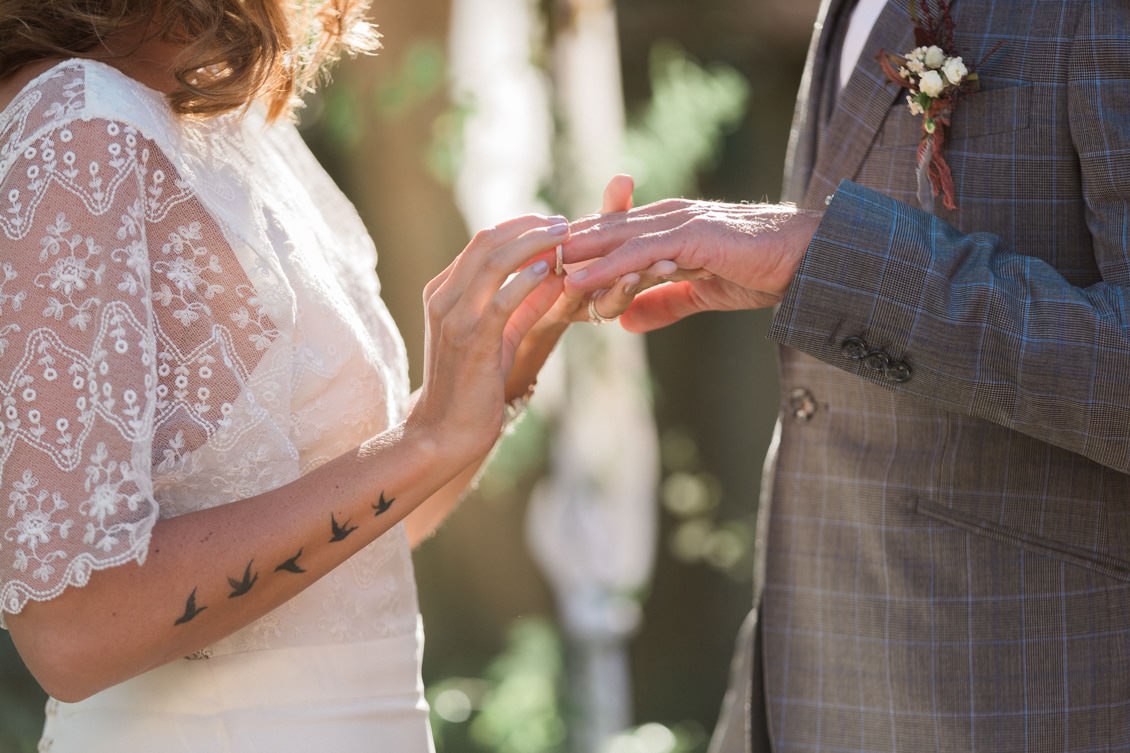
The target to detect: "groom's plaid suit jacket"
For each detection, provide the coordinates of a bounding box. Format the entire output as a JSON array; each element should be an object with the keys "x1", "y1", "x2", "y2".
[{"x1": 721, "y1": 1, "x2": 1130, "y2": 750}]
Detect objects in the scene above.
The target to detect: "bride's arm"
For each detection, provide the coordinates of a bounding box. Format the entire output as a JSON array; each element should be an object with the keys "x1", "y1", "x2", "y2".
[
  {"x1": 402, "y1": 383, "x2": 482, "y2": 547},
  {"x1": 6, "y1": 216, "x2": 564, "y2": 704},
  {"x1": 9, "y1": 422, "x2": 451, "y2": 701}
]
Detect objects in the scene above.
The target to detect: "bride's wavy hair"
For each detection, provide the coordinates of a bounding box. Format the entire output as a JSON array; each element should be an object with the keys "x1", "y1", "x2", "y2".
[{"x1": 0, "y1": 0, "x2": 379, "y2": 120}]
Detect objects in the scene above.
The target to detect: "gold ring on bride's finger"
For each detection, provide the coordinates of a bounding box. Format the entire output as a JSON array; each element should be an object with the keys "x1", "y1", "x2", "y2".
[
  {"x1": 588, "y1": 294, "x2": 615, "y2": 325},
  {"x1": 555, "y1": 245, "x2": 564, "y2": 276}
]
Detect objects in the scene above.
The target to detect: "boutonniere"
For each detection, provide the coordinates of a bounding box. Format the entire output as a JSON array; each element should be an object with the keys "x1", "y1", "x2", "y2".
[{"x1": 877, "y1": 0, "x2": 1001, "y2": 211}]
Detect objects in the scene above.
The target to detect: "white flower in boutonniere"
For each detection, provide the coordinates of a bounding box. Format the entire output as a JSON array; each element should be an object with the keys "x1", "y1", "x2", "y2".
[
  {"x1": 924, "y1": 45, "x2": 945, "y2": 69},
  {"x1": 942, "y1": 56, "x2": 968, "y2": 86},
  {"x1": 876, "y1": 0, "x2": 1002, "y2": 212},
  {"x1": 918, "y1": 69, "x2": 945, "y2": 98}
]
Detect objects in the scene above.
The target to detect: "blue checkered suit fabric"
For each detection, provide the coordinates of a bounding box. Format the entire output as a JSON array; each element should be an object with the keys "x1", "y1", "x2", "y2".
[{"x1": 755, "y1": 0, "x2": 1130, "y2": 750}]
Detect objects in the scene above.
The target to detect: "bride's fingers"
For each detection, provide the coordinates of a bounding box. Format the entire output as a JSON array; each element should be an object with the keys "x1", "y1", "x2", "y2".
[
  {"x1": 546, "y1": 257, "x2": 676, "y2": 325},
  {"x1": 481, "y1": 261, "x2": 555, "y2": 363},
  {"x1": 506, "y1": 273, "x2": 567, "y2": 339},
  {"x1": 434, "y1": 223, "x2": 568, "y2": 323},
  {"x1": 587, "y1": 272, "x2": 640, "y2": 322},
  {"x1": 639, "y1": 259, "x2": 678, "y2": 285},
  {"x1": 423, "y1": 263, "x2": 454, "y2": 302},
  {"x1": 578, "y1": 258, "x2": 680, "y2": 322},
  {"x1": 665, "y1": 266, "x2": 715, "y2": 282},
  {"x1": 617, "y1": 280, "x2": 704, "y2": 333},
  {"x1": 451, "y1": 259, "x2": 551, "y2": 355},
  {"x1": 432, "y1": 215, "x2": 567, "y2": 314}
]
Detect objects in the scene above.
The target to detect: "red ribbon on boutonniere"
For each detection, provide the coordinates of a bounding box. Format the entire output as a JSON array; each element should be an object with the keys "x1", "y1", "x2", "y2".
[{"x1": 876, "y1": 0, "x2": 1001, "y2": 211}]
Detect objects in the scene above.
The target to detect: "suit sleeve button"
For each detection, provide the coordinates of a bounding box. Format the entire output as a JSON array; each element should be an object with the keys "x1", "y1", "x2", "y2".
[
  {"x1": 840, "y1": 336, "x2": 868, "y2": 360},
  {"x1": 862, "y1": 350, "x2": 891, "y2": 371},
  {"x1": 884, "y1": 360, "x2": 912, "y2": 383}
]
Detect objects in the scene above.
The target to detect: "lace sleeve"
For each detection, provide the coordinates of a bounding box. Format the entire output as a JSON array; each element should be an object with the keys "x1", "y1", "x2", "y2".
[{"x1": 0, "y1": 116, "x2": 163, "y2": 624}]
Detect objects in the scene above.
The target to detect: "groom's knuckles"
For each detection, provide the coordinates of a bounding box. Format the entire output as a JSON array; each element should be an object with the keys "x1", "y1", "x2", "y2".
[
  {"x1": 651, "y1": 198, "x2": 694, "y2": 215},
  {"x1": 566, "y1": 228, "x2": 679, "y2": 284},
  {"x1": 609, "y1": 238, "x2": 667, "y2": 276}
]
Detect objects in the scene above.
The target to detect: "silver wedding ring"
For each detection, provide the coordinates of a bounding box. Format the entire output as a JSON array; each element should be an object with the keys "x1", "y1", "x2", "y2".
[{"x1": 587, "y1": 294, "x2": 615, "y2": 325}]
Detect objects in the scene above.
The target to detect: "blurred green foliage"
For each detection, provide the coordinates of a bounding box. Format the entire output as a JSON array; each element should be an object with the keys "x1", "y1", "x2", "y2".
[
  {"x1": 428, "y1": 617, "x2": 709, "y2": 753},
  {"x1": 318, "y1": 38, "x2": 449, "y2": 151},
  {"x1": 429, "y1": 618, "x2": 567, "y2": 753},
  {"x1": 659, "y1": 428, "x2": 754, "y2": 579},
  {"x1": 468, "y1": 619, "x2": 567, "y2": 753},
  {"x1": 623, "y1": 42, "x2": 750, "y2": 205},
  {"x1": 374, "y1": 40, "x2": 448, "y2": 118},
  {"x1": 603, "y1": 721, "x2": 709, "y2": 753}
]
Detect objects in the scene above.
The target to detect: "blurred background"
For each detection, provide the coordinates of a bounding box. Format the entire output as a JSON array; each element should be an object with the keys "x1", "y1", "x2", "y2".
[{"x1": 0, "y1": 0, "x2": 819, "y2": 750}]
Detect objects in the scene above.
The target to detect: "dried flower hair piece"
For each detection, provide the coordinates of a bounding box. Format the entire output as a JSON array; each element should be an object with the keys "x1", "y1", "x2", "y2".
[{"x1": 877, "y1": 0, "x2": 1001, "y2": 211}]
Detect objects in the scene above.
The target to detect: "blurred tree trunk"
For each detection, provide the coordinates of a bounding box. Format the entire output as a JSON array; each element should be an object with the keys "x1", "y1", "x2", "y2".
[{"x1": 310, "y1": 0, "x2": 465, "y2": 387}]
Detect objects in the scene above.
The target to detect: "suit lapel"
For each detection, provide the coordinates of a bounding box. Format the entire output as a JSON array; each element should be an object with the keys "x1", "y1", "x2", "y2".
[
  {"x1": 781, "y1": 0, "x2": 854, "y2": 203},
  {"x1": 801, "y1": 0, "x2": 917, "y2": 209}
]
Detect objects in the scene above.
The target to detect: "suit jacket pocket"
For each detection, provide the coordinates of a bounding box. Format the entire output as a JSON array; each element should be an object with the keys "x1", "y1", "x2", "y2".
[
  {"x1": 881, "y1": 84, "x2": 1032, "y2": 147},
  {"x1": 915, "y1": 497, "x2": 1130, "y2": 582},
  {"x1": 918, "y1": 414, "x2": 1130, "y2": 582}
]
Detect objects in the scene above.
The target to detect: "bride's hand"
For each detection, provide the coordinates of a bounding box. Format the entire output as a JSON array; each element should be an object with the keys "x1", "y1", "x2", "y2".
[
  {"x1": 406, "y1": 214, "x2": 566, "y2": 462},
  {"x1": 503, "y1": 175, "x2": 677, "y2": 401}
]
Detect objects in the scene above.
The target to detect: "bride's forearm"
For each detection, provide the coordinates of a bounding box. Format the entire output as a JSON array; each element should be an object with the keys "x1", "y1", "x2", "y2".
[
  {"x1": 6, "y1": 420, "x2": 466, "y2": 703},
  {"x1": 399, "y1": 384, "x2": 484, "y2": 547}
]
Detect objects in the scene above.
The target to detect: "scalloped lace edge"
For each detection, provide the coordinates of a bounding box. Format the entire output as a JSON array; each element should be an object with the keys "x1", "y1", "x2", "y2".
[{"x1": 0, "y1": 521, "x2": 155, "y2": 630}]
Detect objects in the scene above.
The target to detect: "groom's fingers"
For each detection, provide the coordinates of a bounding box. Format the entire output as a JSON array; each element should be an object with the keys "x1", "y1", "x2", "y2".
[
  {"x1": 565, "y1": 229, "x2": 691, "y2": 293},
  {"x1": 600, "y1": 174, "x2": 634, "y2": 214},
  {"x1": 565, "y1": 199, "x2": 693, "y2": 264}
]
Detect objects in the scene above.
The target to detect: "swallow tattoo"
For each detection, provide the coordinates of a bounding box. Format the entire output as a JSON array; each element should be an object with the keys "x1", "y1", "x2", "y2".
[
  {"x1": 275, "y1": 548, "x2": 307, "y2": 574},
  {"x1": 227, "y1": 560, "x2": 259, "y2": 598},
  {"x1": 372, "y1": 492, "x2": 395, "y2": 517},
  {"x1": 174, "y1": 587, "x2": 207, "y2": 626},
  {"x1": 330, "y1": 512, "x2": 358, "y2": 543}
]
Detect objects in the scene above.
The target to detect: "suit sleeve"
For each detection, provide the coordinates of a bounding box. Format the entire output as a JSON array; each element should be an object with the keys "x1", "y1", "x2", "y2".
[{"x1": 767, "y1": 10, "x2": 1130, "y2": 474}]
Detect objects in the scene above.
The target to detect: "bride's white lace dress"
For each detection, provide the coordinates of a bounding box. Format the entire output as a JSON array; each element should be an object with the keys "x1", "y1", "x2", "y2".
[{"x1": 0, "y1": 59, "x2": 433, "y2": 751}]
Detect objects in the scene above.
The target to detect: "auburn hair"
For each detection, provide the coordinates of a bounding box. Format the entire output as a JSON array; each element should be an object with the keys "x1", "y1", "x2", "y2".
[{"x1": 0, "y1": 0, "x2": 378, "y2": 120}]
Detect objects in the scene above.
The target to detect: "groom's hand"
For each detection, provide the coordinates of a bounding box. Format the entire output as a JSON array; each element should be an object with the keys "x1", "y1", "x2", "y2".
[{"x1": 563, "y1": 198, "x2": 821, "y2": 332}]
